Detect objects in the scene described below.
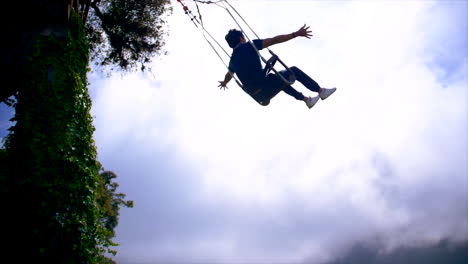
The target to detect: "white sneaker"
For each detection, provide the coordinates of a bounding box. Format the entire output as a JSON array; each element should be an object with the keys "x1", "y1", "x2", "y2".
[
  {"x1": 319, "y1": 87, "x2": 336, "y2": 100},
  {"x1": 306, "y1": 95, "x2": 320, "y2": 109}
]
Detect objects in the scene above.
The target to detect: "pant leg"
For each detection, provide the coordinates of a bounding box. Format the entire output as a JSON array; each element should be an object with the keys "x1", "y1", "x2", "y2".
[
  {"x1": 264, "y1": 73, "x2": 304, "y2": 101},
  {"x1": 282, "y1": 84, "x2": 305, "y2": 100},
  {"x1": 289, "y1": 66, "x2": 320, "y2": 93}
]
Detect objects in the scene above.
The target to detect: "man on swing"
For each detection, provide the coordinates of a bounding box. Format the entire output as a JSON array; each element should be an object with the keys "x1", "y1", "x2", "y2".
[{"x1": 218, "y1": 24, "x2": 336, "y2": 108}]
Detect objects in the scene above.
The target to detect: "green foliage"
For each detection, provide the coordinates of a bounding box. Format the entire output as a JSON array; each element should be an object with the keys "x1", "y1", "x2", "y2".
[
  {"x1": 0, "y1": 10, "x2": 128, "y2": 263},
  {"x1": 97, "y1": 168, "x2": 134, "y2": 260},
  {"x1": 86, "y1": 0, "x2": 172, "y2": 72},
  {"x1": 98, "y1": 169, "x2": 133, "y2": 238}
]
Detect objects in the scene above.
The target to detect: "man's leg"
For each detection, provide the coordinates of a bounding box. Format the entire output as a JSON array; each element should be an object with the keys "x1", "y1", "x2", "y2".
[
  {"x1": 265, "y1": 73, "x2": 304, "y2": 101},
  {"x1": 262, "y1": 72, "x2": 319, "y2": 108},
  {"x1": 287, "y1": 66, "x2": 337, "y2": 100},
  {"x1": 289, "y1": 66, "x2": 320, "y2": 93},
  {"x1": 275, "y1": 69, "x2": 321, "y2": 108},
  {"x1": 282, "y1": 84, "x2": 305, "y2": 100}
]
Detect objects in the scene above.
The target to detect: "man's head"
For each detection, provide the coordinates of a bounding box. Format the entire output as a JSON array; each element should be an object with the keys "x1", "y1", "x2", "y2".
[{"x1": 225, "y1": 29, "x2": 245, "y2": 48}]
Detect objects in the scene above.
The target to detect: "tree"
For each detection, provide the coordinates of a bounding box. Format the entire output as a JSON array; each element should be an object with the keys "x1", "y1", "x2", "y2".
[
  {"x1": 1, "y1": 10, "x2": 124, "y2": 263},
  {"x1": 1, "y1": 1, "x2": 169, "y2": 261},
  {"x1": 85, "y1": 0, "x2": 172, "y2": 72},
  {"x1": 96, "y1": 168, "x2": 134, "y2": 261},
  {"x1": 1, "y1": 0, "x2": 172, "y2": 104}
]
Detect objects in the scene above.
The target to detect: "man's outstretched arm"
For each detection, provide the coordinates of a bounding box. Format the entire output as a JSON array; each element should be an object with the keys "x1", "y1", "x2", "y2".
[{"x1": 262, "y1": 24, "x2": 312, "y2": 49}]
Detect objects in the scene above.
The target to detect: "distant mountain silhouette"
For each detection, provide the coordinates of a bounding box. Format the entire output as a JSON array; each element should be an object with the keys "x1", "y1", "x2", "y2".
[{"x1": 324, "y1": 239, "x2": 468, "y2": 264}]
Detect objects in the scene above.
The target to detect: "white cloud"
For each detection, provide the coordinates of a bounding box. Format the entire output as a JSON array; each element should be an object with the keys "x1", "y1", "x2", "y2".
[{"x1": 89, "y1": 0, "x2": 467, "y2": 263}]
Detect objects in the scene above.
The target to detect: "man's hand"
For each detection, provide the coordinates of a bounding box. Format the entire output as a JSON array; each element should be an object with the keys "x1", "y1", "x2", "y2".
[
  {"x1": 294, "y1": 24, "x2": 312, "y2": 39},
  {"x1": 218, "y1": 80, "x2": 228, "y2": 90}
]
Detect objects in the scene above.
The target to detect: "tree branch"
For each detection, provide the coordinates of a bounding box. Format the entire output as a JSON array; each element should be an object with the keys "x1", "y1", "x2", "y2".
[{"x1": 83, "y1": 0, "x2": 91, "y2": 24}]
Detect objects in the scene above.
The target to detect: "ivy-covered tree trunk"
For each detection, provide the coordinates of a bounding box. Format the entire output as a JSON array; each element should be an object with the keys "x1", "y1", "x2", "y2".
[{"x1": 2, "y1": 11, "x2": 106, "y2": 263}]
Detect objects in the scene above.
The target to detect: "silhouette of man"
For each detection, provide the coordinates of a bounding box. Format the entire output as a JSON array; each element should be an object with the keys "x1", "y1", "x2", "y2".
[{"x1": 218, "y1": 25, "x2": 336, "y2": 108}]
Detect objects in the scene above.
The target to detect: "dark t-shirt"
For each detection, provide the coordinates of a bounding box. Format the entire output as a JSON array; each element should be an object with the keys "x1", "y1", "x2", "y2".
[{"x1": 228, "y1": 39, "x2": 264, "y2": 93}]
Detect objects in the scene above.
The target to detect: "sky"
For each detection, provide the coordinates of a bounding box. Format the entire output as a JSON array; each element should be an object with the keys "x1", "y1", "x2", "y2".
[{"x1": 1, "y1": 0, "x2": 467, "y2": 263}]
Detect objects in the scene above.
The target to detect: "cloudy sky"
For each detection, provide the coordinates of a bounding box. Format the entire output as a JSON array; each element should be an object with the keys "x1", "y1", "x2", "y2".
[{"x1": 2, "y1": 0, "x2": 467, "y2": 263}]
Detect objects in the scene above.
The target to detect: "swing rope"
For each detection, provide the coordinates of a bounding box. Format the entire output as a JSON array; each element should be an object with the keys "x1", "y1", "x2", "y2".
[
  {"x1": 177, "y1": 0, "x2": 245, "y2": 88},
  {"x1": 177, "y1": 0, "x2": 295, "y2": 91}
]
